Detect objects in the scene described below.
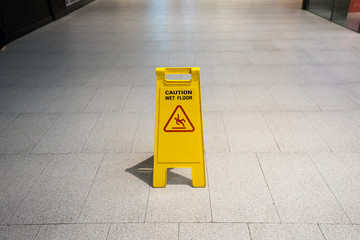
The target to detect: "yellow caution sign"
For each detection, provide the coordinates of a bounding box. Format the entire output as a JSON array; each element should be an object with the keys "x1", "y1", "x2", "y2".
[{"x1": 154, "y1": 67, "x2": 205, "y2": 188}]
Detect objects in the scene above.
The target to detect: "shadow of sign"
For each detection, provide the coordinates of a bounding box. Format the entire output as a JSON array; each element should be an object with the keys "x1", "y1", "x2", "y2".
[{"x1": 125, "y1": 156, "x2": 192, "y2": 187}]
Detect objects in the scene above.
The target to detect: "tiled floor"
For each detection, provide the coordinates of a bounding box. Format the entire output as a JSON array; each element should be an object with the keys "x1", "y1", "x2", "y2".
[{"x1": 1, "y1": 0, "x2": 360, "y2": 239}]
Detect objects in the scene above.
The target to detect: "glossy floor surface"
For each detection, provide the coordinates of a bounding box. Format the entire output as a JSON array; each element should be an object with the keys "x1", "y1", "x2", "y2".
[{"x1": 1, "y1": 0, "x2": 360, "y2": 239}]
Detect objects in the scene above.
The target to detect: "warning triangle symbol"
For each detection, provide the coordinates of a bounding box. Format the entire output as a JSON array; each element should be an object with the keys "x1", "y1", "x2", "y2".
[{"x1": 164, "y1": 105, "x2": 195, "y2": 132}]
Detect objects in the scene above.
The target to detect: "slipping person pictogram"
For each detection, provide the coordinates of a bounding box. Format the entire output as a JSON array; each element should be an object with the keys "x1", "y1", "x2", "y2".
[{"x1": 174, "y1": 114, "x2": 186, "y2": 128}]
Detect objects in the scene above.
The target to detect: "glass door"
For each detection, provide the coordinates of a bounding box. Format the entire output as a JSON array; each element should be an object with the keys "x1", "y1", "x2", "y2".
[{"x1": 308, "y1": 0, "x2": 334, "y2": 19}]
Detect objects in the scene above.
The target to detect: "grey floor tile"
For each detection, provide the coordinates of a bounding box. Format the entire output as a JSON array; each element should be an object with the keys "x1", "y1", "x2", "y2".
[
  {"x1": 258, "y1": 153, "x2": 350, "y2": 223},
  {"x1": 249, "y1": 41, "x2": 279, "y2": 51},
  {"x1": 195, "y1": 53, "x2": 223, "y2": 67},
  {"x1": 347, "y1": 109, "x2": 360, "y2": 126},
  {"x1": 142, "y1": 52, "x2": 170, "y2": 67},
  {"x1": 152, "y1": 33, "x2": 172, "y2": 41},
  {"x1": 173, "y1": 33, "x2": 192, "y2": 40},
  {"x1": 268, "y1": 85, "x2": 319, "y2": 111},
  {"x1": 340, "y1": 83, "x2": 360, "y2": 105},
  {"x1": 193, "y1": 32, "x2": 235, "y2": 41},
  {"x1": 232, "y1": 86, "x2": 279, "y2": 111},
  {"x1": 85, "y1": 68, "x2": 124, "y2": 86},
  {"x1": 222, "y1": 112, "x2": 279, "y2": 152},
  {"x1": 5, "y1": 87, "x2": 63, "y2": 113},
  {"x1": 169, "y1": 52, "x2": 196, "y2": 66},
  {"x1": 247, "y1": 51, "x2": 279, "y2": 65},
  {"x1": 319, "y1": 224, "x2": 360, "y2": 240},
  {"x1": 0, "y1": 154, "x2": 52, "y2": 224},
  {"x1": 82, "y1": 112, "x2": 140, "y2": 153},
  {"x1": 0, "y1": 88, "x2": 27, "y2": 112},
  {"x1": 87, "y1": 53, "x2": 120, "y2": 68},
  {"x1": 119, "y1": 67, "x2": 154, "y2": 86},
  {"x1": 52, "y1": 67, "x2": 96, "y2": 86},
  {"x1": 45, "y1": 87, "x2": 97, "y2": 113},
  {"x1": 179, "y1": 223, "x2": 250, "y2": 240},
  {"x1": 0, "y1": 114, "x2": 59, "y2": 154},
  {"x1": 0, "y1": 225, "x2": 40, "y2": 240},
  {"x1": 184, "y1": 41, "x2": 207, "y2": 52},
  {"x1": 272, "y1": 51, "x2": 308, "y2": 65},
  {"x1": 299, "y1": 65, "x2": 338, "y2": 84},
  {"x1": 207, "y1": 153, "x2": 279, "y2": 222},
  {"x1": 107, "y1": 223, "x2": 178, "y2": 240},
  {"x1": 132, "y1": 112, "x2": 155, "y2": 153},
  {"x1": 33, "y1": 113, "x2": 100, "y2": 153},
  {"x1": 305, "y1": 111, "x2": 360, "y2": 152},
  {"x1": 146, "y1": 185, "x2": 211, "y2": 223},
  {"x1": 79, "y1": 153, "x2": 151, "y2": 223},
  {"x1": 331, "y1": 65, "x2": 360, "y2": 82},
  {"x1": 263, "y1": 112, "x2": 330, "y2": 152},
  {"x1": 34, "y1": 224, "x2": 109, "y2": 240},
  {"x1": 240, "y1": 66, "x2": 278, "y2": 85},
  {"x1": 308, "y1": 50, "x2": 359, "y2": 64},
  {"x1": 221, "y1": 52, "x2": 251, "y2": 66},
  {"x1": 211, "y1": 65, "x2": 245, "y2": 85},
  {"x1": 0, "y1": 113, "x2": 18, "y2": 131},
  {"x1": 249, "y1": 223, "x2": 324, "y2": 240},
  {"x1": 123, "y1": 86, "x2": 156, "y2": 112},
  {"x1": 310, "y1": 152, "x2": 360, "y2": 224},
  {"x1": 135, "y1": 42, "x2": 160, "y2": 52},
  {"x1": 12, "y1": 154, "x2": 103, "y2": 224},
  {"x1": 114, "y1": 53, "x2": 145, "y2": 67},
  {"x1": 270, "y1": 66, "x2": 312, "y2": 85},
  {"x1": 203, "y1": 112, "x2": 229, "y2": 152},
  {"x1": 201, "y1": 86, "x2": 238, "y2": 111},
  {"x1": 206, "y1": 41, "x2": 253, "y2": 51},
  {"x1": 11, "y1": 68, "x2": 67, "y2": 87},
  {"x1": 84, "y1": 86, "x2": 131, "y2": 112},
  {"x1": 198, "y1": 67, "x2": 214, "y2": 86},
  {"x1": 112, "y1": 42, "x2": 138, "y2": 53},
  {"x1": 159, "y1": 41, "x2": 183, "y2": 52},
  {"x1": 302, "y1": 85, "x2": 358, "y2": 111}
]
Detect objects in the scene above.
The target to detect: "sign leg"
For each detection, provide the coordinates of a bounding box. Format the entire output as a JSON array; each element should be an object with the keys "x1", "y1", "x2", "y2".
[
  {"x1": 192, "y1": 164, "x2": 206, "y2": 187},
  {"x1": 153, "y1": 165, "x2": 167, "y2": 188}
]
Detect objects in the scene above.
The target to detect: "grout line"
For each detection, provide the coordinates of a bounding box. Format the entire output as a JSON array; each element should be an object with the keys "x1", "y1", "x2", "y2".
[
  {"x1": 317, "y1": 223, "x2": 327, "y2": 240},
  {"x1": 2, "y1": 222, "x2": 360, "y2": 227},
  {"x1": 308, "y1": 153, "x2": 353, "y2": 224},
  {"x1": 204, "y1": 153, "x2": 214, "y2": 222},
  {"x1": 0, "y1": 113, "x2": 20, "y2": 132},
  {"x1": 339, "y1": 85, "x2": 360, "y2": 109},
  {"x1": 129, "y1": 112, "x2": 143, "y2": 153},
  {"x1": 42, "y1": 86, "x2": 65, "y2": 112},
  {"x1": 247, "y1": 223, "x2": 253, "y2": 240},
  {"x1": 121, "y1": 85, "x2": 133, "y2": 112},
  {"x1": 255, "y1": 153, "x2": 282, "y2": 223},
  {"x1": 80, "y1": 112, "x2": 102, "y2": 153},
  {"x1": 302, "y1": 111, "x2": 333, "y2": 152},
  {"x1": 264, "y1": 84, "x2": 281, "y2": 112},
  {"x1": 299, "y1": 84, "x2": 322, "y2": 111},
  {"x1": 9, "y1": 154, "x2": 54, "y2": 223},
  {"x1": 345, "y1": 110, "x2": 360, "y2": 127},
  {"x1": 76, "y1": 153, "x2": 106, "y2": 222},
  {"x1": 229, "y1": 84, "x2": 240, "y2": 111},
  {"x1": 29, "y1": 113, "x2": 61, "y2": 154},
  {"x1": 261, "y1": 112, "x2": 281, "y2": 152},
  {"x1": 82, "y1": 86, "x2": 99, "y2": 113},
  {"x1": 105, "y1": 224, "x2": 112, "y2": 240},
  {"x1": 178, "y1": 222, "x2": 180, "y2": 240},
  {"x1": 143, "y1": 168, "x2": 152, "y2": 223},
  {"x1": 115, "y1": 67, "x2": 127, "y2": 86},
  {"x1": 220, "y1": 112, "x2": 231, "y2": 152},
  {"x1": 32, "y1": 224, "x2": 42, "y2": 240}
]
